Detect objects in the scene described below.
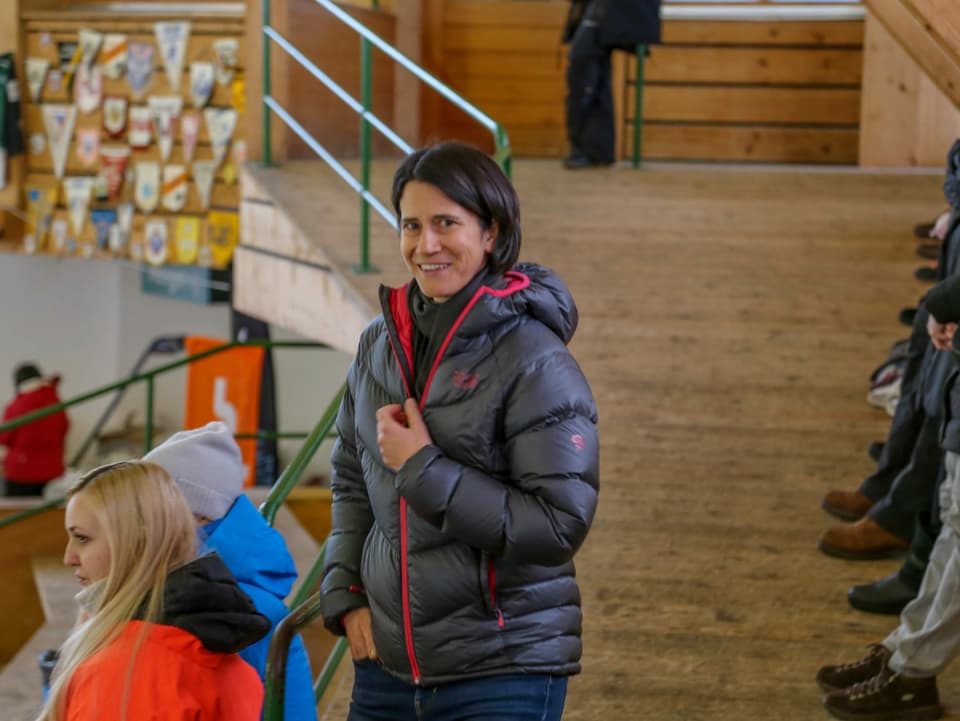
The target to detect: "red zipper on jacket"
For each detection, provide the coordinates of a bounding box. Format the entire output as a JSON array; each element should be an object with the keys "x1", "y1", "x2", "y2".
[
  {"x1": 488, "y1": 559, "x2": 503, "y2": 629},
  {"x1": 384, "y1": 326, "x2": 423, "y2": 684},
  {"x1": 383, "y1": 273, "x2": 529, "y2": 682}
]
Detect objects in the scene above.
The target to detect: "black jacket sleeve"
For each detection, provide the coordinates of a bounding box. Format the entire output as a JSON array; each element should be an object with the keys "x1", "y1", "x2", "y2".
[
  {"x1": 925, "y1": 272, "x2": 960, "y2": 325},
  {"x1": 395, "y1": 347, "x2": 599, "y2": 567},
  {"x1": 320, "y1": 360, "x2": 374, "y2": 635}
]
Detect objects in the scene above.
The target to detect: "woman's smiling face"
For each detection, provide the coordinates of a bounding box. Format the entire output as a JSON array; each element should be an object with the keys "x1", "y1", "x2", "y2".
[{"x1": 399, "y1": 180, "x2": 496, "y2": 302}]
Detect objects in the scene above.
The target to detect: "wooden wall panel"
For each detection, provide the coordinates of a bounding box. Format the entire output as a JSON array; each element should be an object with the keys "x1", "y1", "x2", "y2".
[
  {"x1": 283, "y1": 0, "x2": 397, "y2": 158},
  {"x1": 432, "y1": 0, "x2": 865, "y2": 164},
  {"x1": 859, "y1": 11, "x2": 960, "y2": 166}
]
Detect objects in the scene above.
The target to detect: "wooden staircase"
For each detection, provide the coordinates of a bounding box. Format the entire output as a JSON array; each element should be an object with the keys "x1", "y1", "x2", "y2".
[{"x1": 867, "y1": 0, "x2": 960, "y2": 108}]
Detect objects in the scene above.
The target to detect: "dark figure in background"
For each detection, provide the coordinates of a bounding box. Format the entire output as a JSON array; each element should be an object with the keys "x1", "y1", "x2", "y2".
[
  {"x1": 0, "y1": 363, "x2": 69, "y2": 497},
  {"x1": 562, "y1": 0, "x2": 661, "y2": 169}
]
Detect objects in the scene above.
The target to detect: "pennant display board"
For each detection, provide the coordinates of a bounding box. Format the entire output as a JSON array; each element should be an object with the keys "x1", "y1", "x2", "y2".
[{"x1": 20, "y1": 12, "x2": 245, "y2": 271}]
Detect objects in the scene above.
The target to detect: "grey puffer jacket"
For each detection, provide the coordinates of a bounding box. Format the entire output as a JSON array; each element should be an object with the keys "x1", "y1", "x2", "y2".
[{"x1": 320, "y1": 263, "x2": 599, "y2": 685}]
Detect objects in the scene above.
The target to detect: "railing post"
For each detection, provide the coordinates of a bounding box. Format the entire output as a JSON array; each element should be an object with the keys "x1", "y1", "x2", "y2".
[
  {"x1": 262, "y1": 0, "x2": 273, "y2": 167},
  {"x1": 632, "y1": 44, "x2": 646, "y2": 169},
  {"x1": 144, "y1": 376, "x2": 154, "y2": 454},
  {"x1": 354, "y1": 36, "x2": 377, "y2": 273}
]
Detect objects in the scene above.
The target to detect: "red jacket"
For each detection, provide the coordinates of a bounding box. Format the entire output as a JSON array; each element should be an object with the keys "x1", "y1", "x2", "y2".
[
  {"x1": 0, "y1": 378, "x2": 69, "y2": 483},
  {"x1": 65, "y1": 621, "x2": 264, "y2": 721}
]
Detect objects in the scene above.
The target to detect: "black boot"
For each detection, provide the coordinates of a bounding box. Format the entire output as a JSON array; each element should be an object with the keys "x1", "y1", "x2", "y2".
[{"x1": 848, "y1": 573, "x2": 918, "y2": 615}]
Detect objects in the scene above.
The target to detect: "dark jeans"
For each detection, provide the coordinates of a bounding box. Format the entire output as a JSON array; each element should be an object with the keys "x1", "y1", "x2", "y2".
[
  {"x1": 565, "y1": 3, "x2": 614, "y2": 163},
  {"x1": 861, "y1": 400, "x2": 943, "y2": 541},
  {"x1": 899, "y1": 466, "x2": 945, "y2": 590},
  {"x1": 347, "y1": 659, "x2": 568, "y2": 721},
  {"x1": 860, "y1": 306, "x2": 944, "y2": 543},
  {"x1": 4, "y1": 479, "x2": 46, "y2": 497}
]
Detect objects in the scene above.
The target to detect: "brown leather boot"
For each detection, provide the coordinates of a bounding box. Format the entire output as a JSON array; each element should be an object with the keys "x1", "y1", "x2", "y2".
[
  {"x1": 819, "y1": 517, "x2": 909, "y2": 560},
  {"x1": 822, "y1": 490, "x2": 874, "y2": 522}
]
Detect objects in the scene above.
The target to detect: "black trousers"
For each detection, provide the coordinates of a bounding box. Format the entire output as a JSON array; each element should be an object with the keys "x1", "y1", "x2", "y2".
[
  {"x1": 565, "y1": 4, "x2": 615, "y2": 163},
  {"x1": 860, "y1": 305, "x2": 944, "y2": 541}
]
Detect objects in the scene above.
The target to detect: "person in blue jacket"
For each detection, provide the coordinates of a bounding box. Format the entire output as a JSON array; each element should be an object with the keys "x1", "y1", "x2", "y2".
[{"x1": 144, "y1": 421, "x2": 317, "y2": 721}]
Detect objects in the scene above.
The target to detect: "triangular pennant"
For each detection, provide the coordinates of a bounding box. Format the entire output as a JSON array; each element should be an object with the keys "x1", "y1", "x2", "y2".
[
  {"x1": 25, "y1": 182, "x2": 57, "y2": 251},
  {"x1": 161, "y1": 165, "x2": 188, "y2": 212},
  {"x1": 108, "y1": 224, "x2": 126, "y2": 255},
  {"x1": 25, "y1": 58, "x2": 49, "y2": 103},
  {"x1": 57, "y1": 41, "x2": 80, "y2": 91},
  {"x1": 73, "y1": 63, "x2": 103, "y2": 114},
  {"x1": 191, "y1": 160, "x2": 216, "y2": 210},
  {"x1": 175, "y1": 216, "x2": 201, "y2": 264},
  {"x1": 78, "y1": 28, "x2": 104, "y2": 68},
  {"x1": 75, "y1": 127, "x2": 99, "y2": 167},
  {"x1": 144, "y1": 219, "x2": 169, "y2": 266},
  {"x1": 135, "y1": 162, "x2": 161, "y2": 213},
  {"x1": 100, "y1": 145, "x2": 131, "y2": 202},
  {"x1": 154, "y1": 21, "x2": 190, "y2": 92},
  {"x1": 113, "y1": 202, "x2": 134, "y2": 254},
  {"x1": 63, "y1": 176, "x2": 94, "y2": 237},
  {"x1": 128, "y1": 105, "x2": 152, "y2": 149},
  {"x1": 51, "y1": 218, "x2": 69, "y2": 254},
  {"x1": 91, "y1": 208, "x2": 117, "y2": 251},
  {"x1": 212, "y1": 38, "x2": 238, "y2": 85},
  {"x1": 102, "y1": 95, "x2": 127, "y2": 137},
  {"x1": 126, "y1": 40, "x2": 154, "y2": 100},
  {"x1": 42, "y1": 104, "x2": 77, "y2": 179},
  {"x1": 181, "y1": 112, "x2": 200, "y2": 163},
  {"x1": 204, "y1": 107, "x2": 237, "y2": 168},
  {"x1": 189, "y1": 62, "x2": 215, "y2": 109},
  {"x1": 101, "y1": 33, "x2": 128, "y2": 79},
  {"x1": 148, "y1": 95, "x2": 182, "y2": 163},
  {"x1": 205, "y1": 209, "x2": 238, "y2": 268}
]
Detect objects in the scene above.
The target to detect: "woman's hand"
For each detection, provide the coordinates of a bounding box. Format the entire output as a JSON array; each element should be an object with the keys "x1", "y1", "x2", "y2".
[
  {"x1": 343, "y1": 607, "x2": 378, "y2": 661},
  {"x1": 376, "y1": 398, "x2": 433, "y2": 471},
  {"x1": 927, "y1": 314, "x2": 958, "y2": 351}
]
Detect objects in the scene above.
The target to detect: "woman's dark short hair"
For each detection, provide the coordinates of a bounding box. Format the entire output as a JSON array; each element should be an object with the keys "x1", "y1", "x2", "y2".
[{"x1": 391, "y1": 142, "x2": 521, "y2": 274}]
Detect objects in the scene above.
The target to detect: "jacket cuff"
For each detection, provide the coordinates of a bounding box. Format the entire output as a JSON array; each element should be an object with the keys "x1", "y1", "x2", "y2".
[
  {"x1": 322, "y1": 587, "x2": 367, "y2": 637},
  {"x1": 395, "y1": 445, "x2": 442, "y2": 491}
]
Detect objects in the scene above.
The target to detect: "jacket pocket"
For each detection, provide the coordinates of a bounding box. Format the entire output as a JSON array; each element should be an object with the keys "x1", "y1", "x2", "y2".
[{"x1": 478, "y1": 551, "x2": 504, "y2": 629}]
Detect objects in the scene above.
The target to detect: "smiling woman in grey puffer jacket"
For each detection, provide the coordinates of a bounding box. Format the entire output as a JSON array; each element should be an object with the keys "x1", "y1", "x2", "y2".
[{"x1": 320, "y1": 142, "x2": 599, "y2": 721}]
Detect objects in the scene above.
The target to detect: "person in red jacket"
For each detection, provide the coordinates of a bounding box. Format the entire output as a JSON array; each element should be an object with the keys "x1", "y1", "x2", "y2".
[
  {"x1": 38, "y1": 460, "x2": 269, "y2": 721},
  {"x1": 0, "y1": 362, "x2": 69, "y2": 497}
]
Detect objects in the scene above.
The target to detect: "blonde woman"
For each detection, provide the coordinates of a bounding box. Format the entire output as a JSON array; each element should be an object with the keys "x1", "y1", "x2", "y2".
[{"x1": 38, "y1": 461, "x2": 269, "y2": 721}]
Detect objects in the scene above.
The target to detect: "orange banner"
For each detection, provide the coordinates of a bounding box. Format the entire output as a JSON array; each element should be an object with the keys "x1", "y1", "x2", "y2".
[{"x1": 183, "y1": 336, "x2": 265, "y2": 487}]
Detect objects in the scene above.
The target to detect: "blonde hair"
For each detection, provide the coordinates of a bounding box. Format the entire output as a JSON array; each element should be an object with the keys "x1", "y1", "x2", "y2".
[{"x1": 38, "y1": 461, "x2": 197, "y2": 721}]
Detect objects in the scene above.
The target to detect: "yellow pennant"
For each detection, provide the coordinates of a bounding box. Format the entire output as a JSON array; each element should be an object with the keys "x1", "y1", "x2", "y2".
[
  {"x1": 205, "y1": 209, "x2": 239, "y2": 268},
  {"x1": 175, "y1": 216, "x2": 201, "y2": 264}
]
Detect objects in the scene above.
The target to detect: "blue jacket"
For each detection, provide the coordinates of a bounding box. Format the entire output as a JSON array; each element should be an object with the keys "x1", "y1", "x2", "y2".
[{"x1": 203, "y1": 495, "x2": 317, "y2": 721}]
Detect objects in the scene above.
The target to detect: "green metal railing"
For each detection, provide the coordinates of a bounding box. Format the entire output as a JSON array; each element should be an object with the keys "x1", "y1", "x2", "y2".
[
  {"x1": 0, "y1": 339, "x2": 328, "y2": 531},
  {"x1": 261, "y1": 388, "x2": 350, "y2": 720},
  {"x1": 261, "y1": 0, "x2": 512, "y2": 273},
  {"x1": 632, "y1": 45, "x2": 646, "y2": 169}
]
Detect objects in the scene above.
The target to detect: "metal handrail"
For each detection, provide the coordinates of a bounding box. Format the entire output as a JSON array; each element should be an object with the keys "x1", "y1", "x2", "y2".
[
  {"x1": 0, "y1": 340, "x2": 329, "y2": 530},
  {"x1": 260, "y1": 383, "x2": 345, "y2": 526},
  {"x1": 264, "y1": 535, "x2": 351, "y2": 720},
  {"x1": 261, "y1": 0, "x2": 512, "y2": 272}
]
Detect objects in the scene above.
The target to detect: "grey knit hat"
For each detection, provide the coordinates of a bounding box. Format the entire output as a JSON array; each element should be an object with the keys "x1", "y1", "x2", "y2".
[{"x1": 143, "y1": 421, "x2": 244, "y2": 521}]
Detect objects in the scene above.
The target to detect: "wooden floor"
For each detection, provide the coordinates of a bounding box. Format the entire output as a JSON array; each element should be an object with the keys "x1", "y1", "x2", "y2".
[{"x1": 250, "y1": 158, "x2": 953, "y2": 720}]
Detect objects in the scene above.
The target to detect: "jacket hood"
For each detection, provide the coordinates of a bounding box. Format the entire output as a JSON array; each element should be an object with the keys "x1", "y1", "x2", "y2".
[
  {"x1": 383, "y1": 262, "x2": 580, "y2": 349},
  {"x1": 203, "y1": 494, "x2": 298, "y2": 600},
  {"x1": 148, "y1": 554, "x2": 270, "y2": 654},
  {"x1": 505, "y1": 262, "x2": 579, "y2": 344}
]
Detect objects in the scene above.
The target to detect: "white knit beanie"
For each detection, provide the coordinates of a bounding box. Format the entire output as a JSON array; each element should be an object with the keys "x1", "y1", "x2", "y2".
[{"x1": 143, "y1": 421, "x2": 244, "y2": 521}]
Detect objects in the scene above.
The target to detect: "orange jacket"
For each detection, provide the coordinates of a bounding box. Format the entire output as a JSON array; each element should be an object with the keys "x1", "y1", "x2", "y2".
[{"x1": 65, "y1": 620, "x2": 263, "y2": 721}]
